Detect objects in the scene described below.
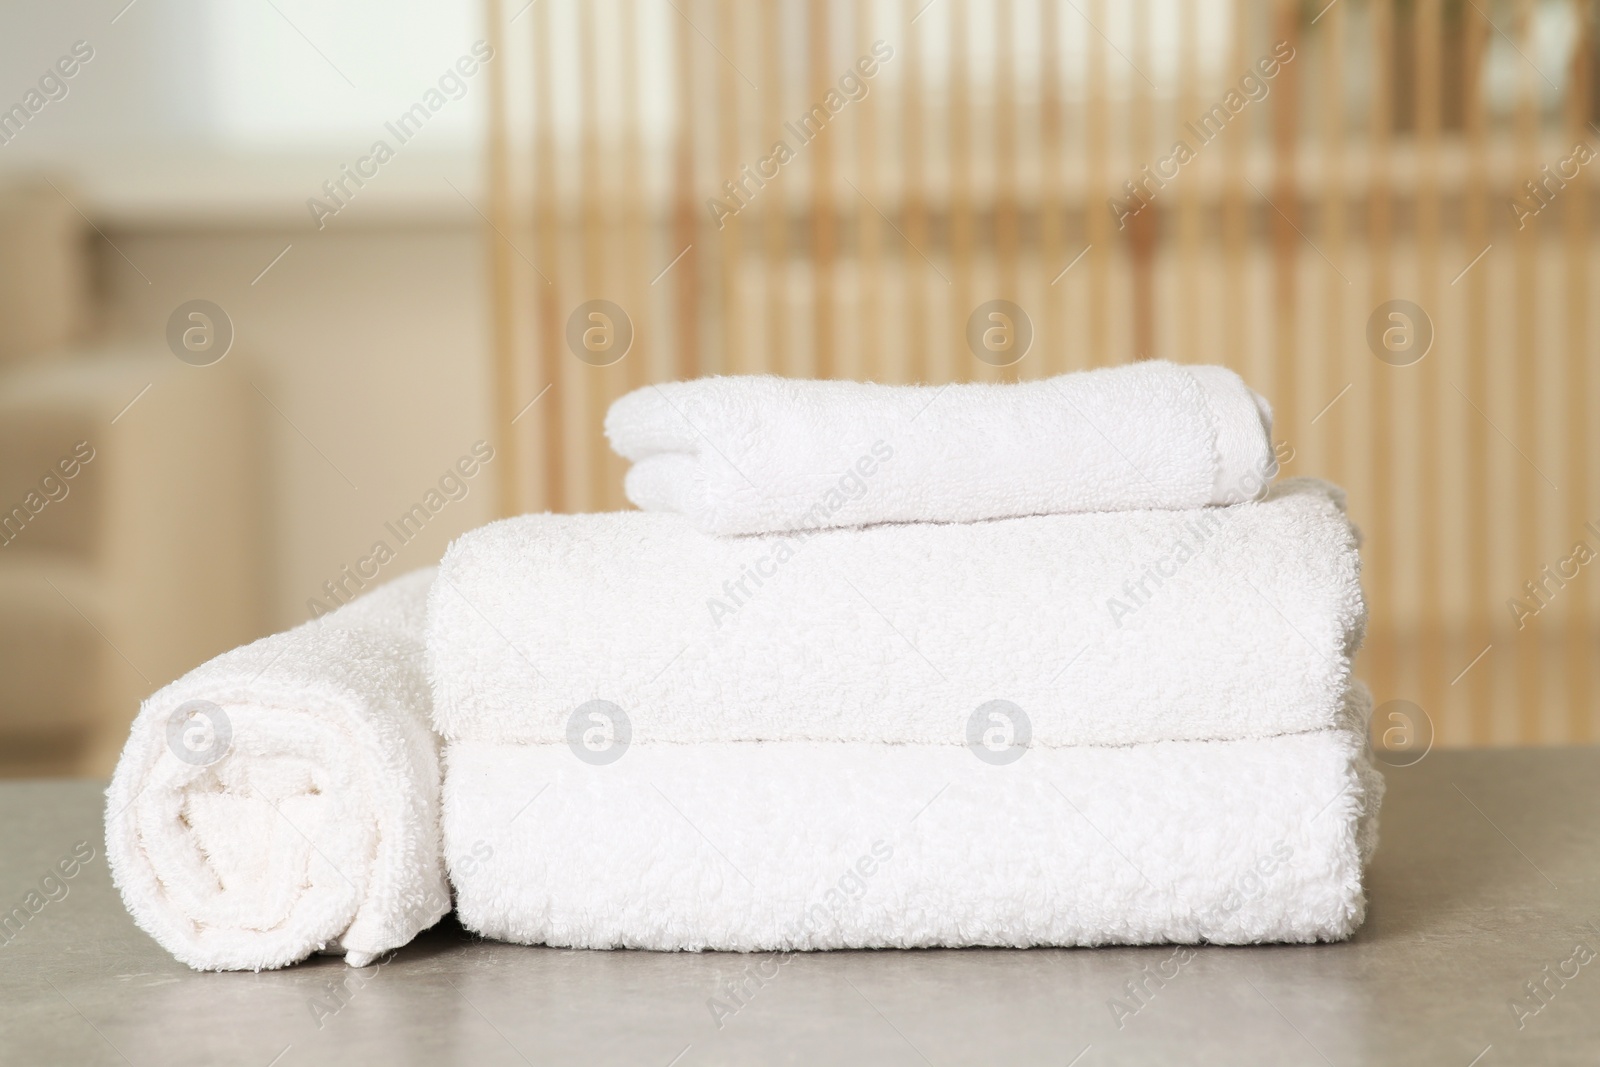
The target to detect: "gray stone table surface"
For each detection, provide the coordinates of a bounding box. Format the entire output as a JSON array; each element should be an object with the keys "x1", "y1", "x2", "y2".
[{"x1": 2, "y1": 748, "x2": 1598, "y2": 1066}]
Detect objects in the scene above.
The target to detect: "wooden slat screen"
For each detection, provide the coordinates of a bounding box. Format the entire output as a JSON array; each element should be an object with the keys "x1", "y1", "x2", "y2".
[{"x1": 488, "y1": 0, "x2": 1600, "y2": 746}]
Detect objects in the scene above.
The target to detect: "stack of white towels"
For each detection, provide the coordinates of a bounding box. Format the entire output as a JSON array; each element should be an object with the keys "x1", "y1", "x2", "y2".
[{"x1": 106, "y1": 361, "x2": 1381, "y2": 971}]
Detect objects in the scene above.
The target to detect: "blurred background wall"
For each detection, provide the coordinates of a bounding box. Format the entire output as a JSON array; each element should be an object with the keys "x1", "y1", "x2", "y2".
[
  {"x1": 0, "y1": 1, "x2": 496, "y2": 774},
  {"x1": 490, "y1": 0, "x2": 1600, "y2": 750},
  {"x1": 0, "y1": 0, "x2": 1594, "y2": 775}
]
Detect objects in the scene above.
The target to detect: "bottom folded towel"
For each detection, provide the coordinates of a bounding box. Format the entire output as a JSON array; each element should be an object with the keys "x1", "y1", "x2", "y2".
[{"x1": 443, "y1": 689, "x2": 1382, "y2": 951}]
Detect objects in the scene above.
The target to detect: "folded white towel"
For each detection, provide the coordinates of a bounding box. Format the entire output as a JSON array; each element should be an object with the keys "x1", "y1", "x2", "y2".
[
  {"x1": 105, "y1": 569, "x2": 448, "y2": 972},
  {"x1": 442, "y1": 689, "x2": 1380, "y2": 951},
  {"x1": 429, "y1": 479, "x2": 1362, "y2": 748},
  {"x1": 605, "y1": 361, "x2": 1276, "y2": 535}
]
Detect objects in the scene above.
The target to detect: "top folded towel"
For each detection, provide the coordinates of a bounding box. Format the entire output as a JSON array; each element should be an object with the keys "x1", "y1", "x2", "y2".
[{"x1": 606, "y1": 360, "x2": 1276, "y2": 535}]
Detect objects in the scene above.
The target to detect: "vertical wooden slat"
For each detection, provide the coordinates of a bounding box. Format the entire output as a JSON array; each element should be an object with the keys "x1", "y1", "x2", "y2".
[
  {"x1": 620, "y1": 0, "x2": 651, "y2": 396},
  {"x1": 1366, "y1": 0, "x2": 1396, "y2": 705},
  {"x1": 948, "y1": 0, "x2": 975, "y2": 381},
  {"x1": 717, "y1": 0, "x2": 743, "y2": 377},
  {"x1": 1128, "y1": 0, "x2": 1157, "y2": 362},
  {"x1": 1413, "y1": 0, "x2": 1443, "y2": 717},
  {"x1": 856, "y1": 0, "x2": 884, "y2": 381},
  {"x1": 809, "y1": 0, "x2": 836, "y2": 379},
  {"x1": 1269, "y1": 0, "x2": 1299, "y2": 441},
  {"x1": 1176, "y1": 0, "x2": 1200, "y2": 366},
  {"x1": 1565, "y1": 0, "x2": 1593, "y2": 741},
  {"x1": 1085, "y1": 0, "x2": 1110, "y2": 367},
  {"x1": 994, "y1": 0, "x2": 1021, "y2": 379},
  {"x1": 485, "y1": 0, "x2": 522, "y2": 518},
  {"x1": 902, "y1": 0, "x2": 930, "y2": 382},
  {"x1": 1512, "y1": 0, "x2": 1541, "y2": 742},
  {"x1": 673, "y1": 0, "x2": 702, "y2": 381},
  {"x1": 1040, "y1": 0, "x2": 1066, "y2": 376},
  {"x1": 760, "y1": 0, "x2": 790, "y2": 379},
  {"x1": 578, "y1": 0, "x2": 610, "y2": 511},
  {"x1": 1220, "y1": 0, "x2": 1247, "y2": 377},
  {"x1": 1317, "y1": 0, "x2": 1346, "y2": 482},
  {"x1": 1461, "y1": 1, "x2": 1492, "y2": 744},
  {"x1": 533, "y1": 0, "x2": 566, "y2": 511}
]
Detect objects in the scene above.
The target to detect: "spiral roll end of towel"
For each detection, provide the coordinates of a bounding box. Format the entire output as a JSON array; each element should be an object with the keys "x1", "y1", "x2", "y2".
[{"x1": 104, "y1": 569, "x2": 448, "y2": 972}]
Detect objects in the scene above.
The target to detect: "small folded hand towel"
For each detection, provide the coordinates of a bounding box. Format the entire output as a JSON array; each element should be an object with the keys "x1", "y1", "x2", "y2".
[
  {"x1": 606, "y1": 360, "x2": 1275, "y2": 535},
  {"x1": 105, "y1": 569, "x2": 448, "y2": 971}
]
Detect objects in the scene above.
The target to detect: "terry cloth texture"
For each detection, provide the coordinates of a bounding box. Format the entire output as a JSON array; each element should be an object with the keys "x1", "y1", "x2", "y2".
[
  {"x1": 428, "y1": 479, "x2": 1363, "y2": 749},
  {"x1": 105, "y1": 569, "x2": 449, "y2": 972},
  {"x1": 605, "y1": 360, "x2": 1275, "y2": 535},
  {"x1": 441, "y1": 688, "x2": 1382, "y2": 951}
]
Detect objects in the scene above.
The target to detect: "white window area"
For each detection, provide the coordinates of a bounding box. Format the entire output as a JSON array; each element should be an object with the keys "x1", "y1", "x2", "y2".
[{"x1": 206, "y1": 0, "x2": 487, "y2": 150}]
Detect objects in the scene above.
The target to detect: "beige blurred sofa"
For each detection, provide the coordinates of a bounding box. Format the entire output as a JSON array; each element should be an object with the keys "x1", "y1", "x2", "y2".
[{"x1": 0, "y1": 350, "x2": 262, "y2": 775}]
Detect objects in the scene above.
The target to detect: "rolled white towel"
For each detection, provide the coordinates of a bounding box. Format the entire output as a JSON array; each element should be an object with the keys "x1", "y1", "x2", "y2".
[
  {"x1": 428, "y1": 479, "x2": 1363, "y2": 749},
  {"x1": 605, "y1": 361, "x2": 1276, "y2": 535},
  {"x1": 105, "y1": 569, "x2": 448, "y2": 971}
]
